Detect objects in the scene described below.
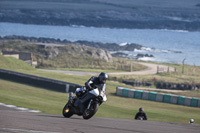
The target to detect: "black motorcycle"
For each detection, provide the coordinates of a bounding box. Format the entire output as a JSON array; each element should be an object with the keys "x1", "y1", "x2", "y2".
[{"x1": 62, "y1": 88, "x2": 106, "y2": 120}]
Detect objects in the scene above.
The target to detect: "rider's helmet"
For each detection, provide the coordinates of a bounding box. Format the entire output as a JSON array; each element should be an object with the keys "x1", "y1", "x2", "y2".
[
  {"x1": 139, "y1": 107, "x2": 144, "y2": 112},
  {"x1": 189, "y1": 119, "x2": 194, "y2": 124},
  {"x1": 98, "y1": 72, "x2": 108, "y2": 84}
]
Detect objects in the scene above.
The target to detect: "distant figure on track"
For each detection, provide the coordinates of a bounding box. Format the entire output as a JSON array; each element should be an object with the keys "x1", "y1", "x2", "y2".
[{"x1": 135, "y1": 107, "x2": 148, "y2": 120}]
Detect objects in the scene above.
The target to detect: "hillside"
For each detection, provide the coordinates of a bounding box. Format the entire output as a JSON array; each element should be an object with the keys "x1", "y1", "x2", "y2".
[
  {"x1": 0, "y1": 55, "x2": 35, "y2": 71},
  {"x1": 0, "y1": 40, "x2": 147, "y2": 72},
  {"x1": 0, "y1": 0, "x2": 200, "y2": 31},
  {"x1": 0, "y1": 40, "x2": 116, "y2": 68}
]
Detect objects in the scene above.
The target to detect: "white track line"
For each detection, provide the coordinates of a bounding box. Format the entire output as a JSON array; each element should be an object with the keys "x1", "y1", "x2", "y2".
[
  {"x1": 0, "y1": 103, "x2": 41, "y2": 113},
  {"x1": 0, "y1": 128, "x2": 60, "y2": 133}
]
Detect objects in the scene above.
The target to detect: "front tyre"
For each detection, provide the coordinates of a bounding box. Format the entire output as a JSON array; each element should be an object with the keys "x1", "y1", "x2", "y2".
[
  {"x1": 83, "y1": 102, "x2": 99, "y2": 120},
  {"x1": 62, "y1": 103, "x2": 73, "y2": 118}
]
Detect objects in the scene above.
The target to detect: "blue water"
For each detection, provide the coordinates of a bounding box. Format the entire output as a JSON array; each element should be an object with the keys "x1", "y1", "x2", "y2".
[{"x1": 0, "y1": 22, "x2": 200, "y2": 66}]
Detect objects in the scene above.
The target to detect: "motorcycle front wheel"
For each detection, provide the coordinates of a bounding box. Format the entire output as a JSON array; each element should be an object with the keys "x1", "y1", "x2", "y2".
[
  {"x1": 83, "y1": 101, "x2": 99, "y2": 120},
  {"x1": 62, "y1": 102, "x2": 73, "y2": 118}
]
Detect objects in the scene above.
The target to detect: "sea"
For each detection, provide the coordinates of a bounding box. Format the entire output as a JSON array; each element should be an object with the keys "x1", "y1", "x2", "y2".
[{"x1": 0, "y1": 22, "x2": 200, "y2": 66}]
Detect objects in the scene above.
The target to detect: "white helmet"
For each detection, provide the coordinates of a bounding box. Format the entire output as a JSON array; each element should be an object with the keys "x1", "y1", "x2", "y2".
[{"x1": 189, "y1": 119, "x2": 194, "y2": 124}]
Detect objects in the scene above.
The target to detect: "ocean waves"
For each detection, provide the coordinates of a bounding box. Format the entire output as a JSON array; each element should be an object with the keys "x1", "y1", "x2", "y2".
[{"x1": 111, "y1": 45, "x2": 183, "y2": 63}]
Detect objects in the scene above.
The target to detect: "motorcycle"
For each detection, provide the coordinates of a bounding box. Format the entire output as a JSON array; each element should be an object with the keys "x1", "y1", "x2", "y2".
[{"x1": 62, "y1": 87, "x2": 107, "y2": 120}]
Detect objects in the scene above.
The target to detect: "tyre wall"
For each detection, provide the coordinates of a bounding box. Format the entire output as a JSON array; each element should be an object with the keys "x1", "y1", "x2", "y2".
[
  {"x1": 116, "y1": 87, "x2": 200, "y2": 108},
  {"x1": 122, "y1": 80, "x2": 152, "y2": 87},
  {"x1": 155, "y1": 82, "x2": 200, "y2": 90},
  {"x1": 0, "y1": 68, "x2": 82, "y2": 93}
]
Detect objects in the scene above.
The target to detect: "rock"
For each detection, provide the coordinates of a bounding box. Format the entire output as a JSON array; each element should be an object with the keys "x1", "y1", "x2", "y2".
[
  {"x1": 111, "y1": 52, "x2": 128, "y2": 58},
  {"x1": 85, "y1": 47, "x2": 112, "y2": 62},
  {"x1": 136, "y1": 54, "x2": 154, "y2": 58},
  {"x1": 46, "y1": 47, "x2": 60, "y2": 59}
]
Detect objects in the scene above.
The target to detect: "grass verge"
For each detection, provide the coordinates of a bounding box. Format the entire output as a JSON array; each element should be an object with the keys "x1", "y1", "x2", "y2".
[
  {"x1": 0, "y1": 79, "x2": 199, "y2": 124},
  {"x1": 0, "y1": 54, "x2": 200, "y2": 124}
]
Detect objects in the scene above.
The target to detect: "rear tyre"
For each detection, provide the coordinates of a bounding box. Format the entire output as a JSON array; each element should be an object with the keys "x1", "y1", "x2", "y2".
[
  {"x1": 83, "y1": 102, "x2": 99, "y2": 120},
  {"x1": 62, "y1": 103, "x2": 73, "y2": 118}
]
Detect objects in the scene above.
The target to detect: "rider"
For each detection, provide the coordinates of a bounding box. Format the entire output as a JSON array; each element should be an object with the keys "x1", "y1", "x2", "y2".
[
  {"x1": 134, "y1": 107, "x2": 148, "y2": 120},
  {"x1": 74, "y1": 72, "x2": 108, "y2": 114}
]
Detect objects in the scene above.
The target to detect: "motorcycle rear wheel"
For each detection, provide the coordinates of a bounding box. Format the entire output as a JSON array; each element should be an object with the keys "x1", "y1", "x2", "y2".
[
  {"x1": 62, "y1": 103, "x2": 73, "y2": 118},
  {"x1": 83, "y1": 101, "x2": 99, "y2": 120}
]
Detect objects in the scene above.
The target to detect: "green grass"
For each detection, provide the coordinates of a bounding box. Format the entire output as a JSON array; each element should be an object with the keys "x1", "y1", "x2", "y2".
[
  {"x1": 37, "y1": 55, "x2": 147, "y2": 72},
  {"x1": 110, "y1": 62, "x2": 200, "y2": 87},
  {"x1": 0, "y1": 55, "x2": 35, "y2": 71},
  {"x1": 0, "y1": 79, "x2": 66, "y2": 114},
  {"x1": 0, "y1": 79, "x2": 200, "y2": 124},
  {"x1": 1, "y1": 52, "x2": 200, "y2": 124},
  {"x1": 52, "y1": 67, "x2": 123, "y2": 73}
]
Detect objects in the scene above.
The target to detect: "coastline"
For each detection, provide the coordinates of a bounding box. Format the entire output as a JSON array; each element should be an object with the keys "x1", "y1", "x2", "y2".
[
  {"x1": 0, "y1": 35, "x2": 174, "y2": 64},
  {"x1": 0, "y1": 22, "x2": 200, "y2": 66},
  {"x1": 1, "y1": 0, "x2": 200, "y2": 32},
  {"x1": 0, "y1": 34, "x2": 197, "y2": 66}
]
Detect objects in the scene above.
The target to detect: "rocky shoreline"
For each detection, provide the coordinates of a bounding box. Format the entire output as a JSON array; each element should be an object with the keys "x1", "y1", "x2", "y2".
[
  {"x1": 1, "y1": 0, "x2": 200, "y2": 31},
  {"x1": 111, "y1": 52, "x2": 154, "y2": 59},
  {"x1": 0, "y1": 35, "x2": 142, "y2": 51},
  {"x1": 0, "y1": 35, "x2": 154, "y2": 60}
]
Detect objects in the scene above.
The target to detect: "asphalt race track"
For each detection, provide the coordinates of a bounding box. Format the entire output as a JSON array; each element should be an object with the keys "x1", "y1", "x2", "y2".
[{"x1": 0, "y1": 105, "x2": 199, "y2": 133}]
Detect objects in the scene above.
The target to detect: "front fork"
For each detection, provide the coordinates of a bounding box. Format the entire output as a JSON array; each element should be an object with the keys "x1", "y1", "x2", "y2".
[
  {"x1": 68, "y1": 92, "x2": 73, "y2": 101},
  {"x1": 87, "y1": 99, "x2": 93, "y2": 110}
]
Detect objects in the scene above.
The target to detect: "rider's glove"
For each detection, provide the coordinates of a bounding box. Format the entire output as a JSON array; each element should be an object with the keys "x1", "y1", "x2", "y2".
[{"x1": 100, "y1": 91, "x2": 104, "y2": 97}]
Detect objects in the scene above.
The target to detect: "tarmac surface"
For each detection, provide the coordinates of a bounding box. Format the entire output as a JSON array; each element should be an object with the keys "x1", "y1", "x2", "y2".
[{"x1": 0, "y1": 105, "x2": 199, "y2": 133}]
